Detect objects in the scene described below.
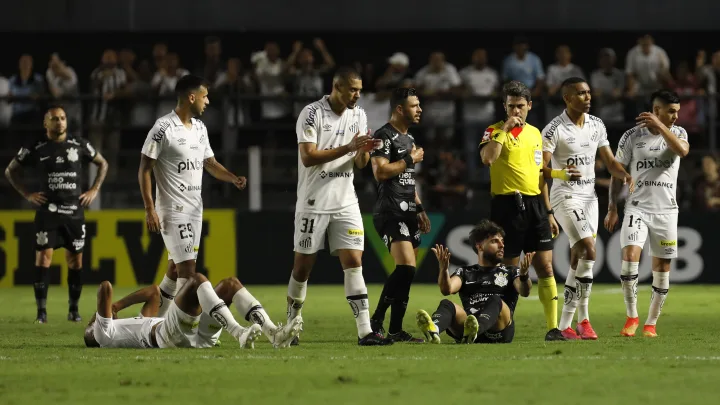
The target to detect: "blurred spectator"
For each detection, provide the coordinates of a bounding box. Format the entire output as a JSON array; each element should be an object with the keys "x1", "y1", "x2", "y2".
[
  {"x1": 698, "y1": 50, "x2": 720, "y2": 94},
  {"x1": 287, "y1": 38, "x2": 335, "y2": 117},
  {"x1": 253, "y1": 41, "x2": 289, "y2": 121},
  {"x1": 460, "y1": 48, "x2": 499, "y2": 179},
  {"x1": 415, "y1": 51, "x2": 462, "y2": 142},
  {"x1": 9, "y1": 54, "x2": 45, "y2": 130},
  {"x1": 152, "y1": 43, "x2": 168, "y2": 73},
  {"x1": 46, "y1": 53, "x2": 81, "y2": 129},
  {"x1": 545, "y1": 45, "x2": 585, "y2": 121},
  {"x1": 119, "y1": 49, "x2": 139, "y2": 84},
  {"x1": 667, "y1": 61, "x2": 702, "y2": 133},
  {"x1": 594, "y1": 157, "x2": 612, "y2": 209},
  {"x1": 0, "y1": 72, "x2": 12, "y2": 128},
  {"x1": 502, "y1": 36, "x2": 545, "y2": 97},
  {"x1": 214, "y1": 57, "x2": 254, "y2": 127},
  {"x1": 197, "y1": 36, "x2": 224, "y2": 84},
  {"x1": 625, "y1": 34, "x2": 669, "y2": 113},
  {"x1": 129, "y1": 60, "x2": 156, "y2": 127},
  {"x1": 89, "y1": 49, "x2": 127, "y2": 181},
  {"x1": 590, "y1": 48, "x2": 625, "y2": 123},
  {"x1": 425, "y1": 150, "x2": 469, "y2": 210},
  {"x1": 694, "y1": 155, "x2": 720, "y2": 212},
  {"x1": 376, "y1": 52, "x2": 413, "y2": 93},
  {"x1": 152, "y1": 52, "x2": 190, "y2": 115}
]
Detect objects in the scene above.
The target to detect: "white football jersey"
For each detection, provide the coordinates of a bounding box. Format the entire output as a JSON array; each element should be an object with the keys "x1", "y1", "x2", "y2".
[
  {"x1": 100, "y1": 317, "x2": 164, "y2": 349},
  {"x1": 296, "y1": 96, "x2": 368, "y2": 213},
  {"x1": 615, "y1": 124, "x2": 688, "y2": 214},
  {"x1": 141, "y1": 111, "x2": 214, "y2": 221},
  {"x1": 542, "y1": 111, "x2": 610, "y2": 205}
]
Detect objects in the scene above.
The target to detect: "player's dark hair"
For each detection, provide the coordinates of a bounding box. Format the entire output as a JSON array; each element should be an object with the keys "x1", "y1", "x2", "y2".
[
  {"x1": 390, "y1": 87, "x2": 417, "y2": 109},
  {"x1": 502, "y1": 80, "x2": 531, "y2": 103},
  {"x1": 560, "y1": 77, "x2": 587, "y2": 97},
  {"x1": 84, "y1": 325, "x2": 100, "y2": 348},
  {"x1": 333, "y1": 67, "x2": 361, "y2": 84},
  {"x1": 469, "y1": 220, "x2": 505, "y2": 254},
  {"x1": 175, "y1": 74, "x2": 209, "y2": 98},
  {"x1": 651, "y1": 89, "x2": 680, "y2": 105},
  {"x1": 46, "y1": 104, "x2": 65, "y2": 113}
]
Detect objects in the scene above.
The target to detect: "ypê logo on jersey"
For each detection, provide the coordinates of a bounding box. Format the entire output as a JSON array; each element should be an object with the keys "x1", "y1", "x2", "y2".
[
  {"x1": 566, "y1": 154, "x2": 594, "y2": 167},
  {"x1": 636, "y1": 158, "x2": 674, "y2": 171},
  {"x1": 177, "y1": 158, "x2": 204, "y2": 173}
]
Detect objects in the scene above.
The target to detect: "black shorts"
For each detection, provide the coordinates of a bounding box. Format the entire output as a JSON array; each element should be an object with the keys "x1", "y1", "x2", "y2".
[
  {"x1": 34, "y1": 210, "x2": 85, "y2": 253},
  {"x1": 372, "y1": 213, "x2": 420, "y2": 250},
  {"x1": 490, "y1": 194, "x2": 553, "y2": 258}
]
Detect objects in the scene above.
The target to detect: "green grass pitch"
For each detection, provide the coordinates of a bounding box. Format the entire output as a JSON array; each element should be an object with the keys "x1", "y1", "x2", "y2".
[{"x1": 1, "y1": 283, "x2": 720, "y2": 404}]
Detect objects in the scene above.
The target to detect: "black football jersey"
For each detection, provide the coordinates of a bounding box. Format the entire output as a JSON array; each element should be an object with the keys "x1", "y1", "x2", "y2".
[
  {"x1": 452, "y1": 264, "x2": 521, "y2": 314},
  {"x1": 15, "y1": 136, "x2": 97, "y2": 218},
  {"x1": 371, "y1": 123, "x2": 417, "y2": 216}
]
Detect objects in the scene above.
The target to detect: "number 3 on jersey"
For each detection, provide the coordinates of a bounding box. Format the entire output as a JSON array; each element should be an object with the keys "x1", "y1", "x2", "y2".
[
  {"x1": 179, "y1": 223, "x2": 194, "y2": 239},
  {"x1": 301, "y1": 218, "x2": 315, "y2": 234}
]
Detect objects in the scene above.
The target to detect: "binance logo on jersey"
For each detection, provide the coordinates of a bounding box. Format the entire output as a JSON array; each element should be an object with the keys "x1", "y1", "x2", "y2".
[
  {"x1": 566, "y1": 154, "x2": 594, "y2": 167},
  {"x1": 319, "y1": 171, "x2": 351, "y2": 179},
  {"x1": 636, "y1": 158, "x2": 674, "y2": 171},
  {"x1": 177, "y1": 158, "x2": 204, "y2": 173}
]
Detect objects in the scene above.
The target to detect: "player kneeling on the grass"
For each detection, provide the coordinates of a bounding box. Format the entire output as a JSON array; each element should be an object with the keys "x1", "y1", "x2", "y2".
[
  {"x1": 416, "y1": 220, "x2": 532, "y2": 344},
  {"x1": 110, "y1": 274, "x2": 302, "y2": 348},
  {"x1": 83, "y1": 273, "x2": 265, "y2": 349}
]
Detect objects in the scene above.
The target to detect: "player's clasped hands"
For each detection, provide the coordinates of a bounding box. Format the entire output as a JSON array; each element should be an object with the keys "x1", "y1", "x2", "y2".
[
  {"x1": 432, "y1": 244, "x2": 451, "y2": 273},
  {"x1": 25, "y1": 191, "x2": 47, "y2": 206},
  {"x1": 348, "y1": 131, "x2": 378, "y2": 152}
]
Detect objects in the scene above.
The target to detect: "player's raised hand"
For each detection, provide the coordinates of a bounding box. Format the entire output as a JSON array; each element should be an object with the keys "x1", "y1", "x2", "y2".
[
  {"x1": 25, "y1": 192, "x2": 47, "y2": 206},
  {"x1": 636, "y1": 112, "x2": 663, "y2": 130},
  {"x1": 79, "y1": 188, "x2": 99, "y2": 207},
  {"x1": 347, "y1": 132, "x2": 373, "y2": 152},
  {"x1": 410, "y1": 144, "x2": 424, "y2": 163},
  {"x1": 564, "y1": 164, "x2": 582, "y2": 181},
  {"x1": 520, "y1": 252, "x2": 535, "y2": 275},
  {"x1": 233, "y1": 176, "x2": 247, "y2": 190},
  {"x1": 604, "y1": 209, "x2": 619, "y2": 232},
  {"x1": 432, "y1": 244, "x2": 451, "y2": 273},
  {"x1": 502, "y1": 116, "x2": 524, "y2": 133},
  {"x1": 418, "y1": 211, "x2": 431, "y2": 234},
  {"x1": 145, "y1": 208, "x2": 161, "y2": 234}
]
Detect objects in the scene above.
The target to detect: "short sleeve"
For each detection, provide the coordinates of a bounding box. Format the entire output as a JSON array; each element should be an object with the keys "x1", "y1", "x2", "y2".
[
  {"x1": 479, "y1": 126, "x2": 505, "y2": 150},
  {"x1": 80, "y1": 138, "x2": 98, "y2": 162},
  {"x1": 296, "y1": 104, "x2": 320, "y2": 144},
  {"x1": 199, "y1": 122, "x2": 214, "y2": 160},
  {"x1": 541, "y1": 122, "x2": 558, "y2": 153},
  {"x1": 371, "y1": 128, "x2": 392, "y2": 160},
  {"x1": 359, "y1": 109, "x2": 369, "y2": 135},
  {"x1": 508, "y1": 266, "x2": 520, "y2": 282},
  {"x1": 15, "y1": 145, "x2": 35, "y2": 166},
  {"x1": 615, "y1": 130, "x2": 634, "y2": 166},
  {"x1": 142, "y1": 119, "x2": 170, "y2": 160},
  {"x1": 451, "y1": 267, "x2": 464, "y2": 282},
  {"x1": 675, "y1": 126, "x2": 689, "y2": 144},
  {"x1": 596, "y1": 121, "x2": 610, "y2": 149}
]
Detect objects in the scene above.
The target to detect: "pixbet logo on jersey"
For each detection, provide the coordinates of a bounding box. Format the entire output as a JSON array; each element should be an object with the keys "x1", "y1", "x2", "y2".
[
  {"x1": 566, "y1": 154, "x2": 594, "y2": 167},
  {"x1": 636, "y1": 157, "x2": 674, "y2": 171},
  {"x1": 177, "y1": 158, "x2": 204, "y2": 173}
]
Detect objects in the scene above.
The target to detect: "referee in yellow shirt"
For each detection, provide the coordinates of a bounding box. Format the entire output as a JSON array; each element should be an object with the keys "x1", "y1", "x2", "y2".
[{"x1": 478, "y1": 81, "x2": 566, "y2": 341}]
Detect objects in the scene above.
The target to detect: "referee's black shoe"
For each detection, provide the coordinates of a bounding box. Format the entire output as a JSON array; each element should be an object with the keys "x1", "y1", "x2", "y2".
[
  {"x1": 67, "y1": 311, "x2": 82, "y2": 322},
  {"x1": 545, "y1": 328, "x2": 568, "y2": 341},
  {"x1": 358, "y1": 332, "x2": 394, "y2": 346},
  {"x1": 35, "y1": 310, "x2": 47, "y2": 324}
]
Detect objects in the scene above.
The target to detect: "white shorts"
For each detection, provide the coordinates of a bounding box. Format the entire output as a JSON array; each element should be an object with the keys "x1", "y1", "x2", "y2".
[
  {"x1": 195, "y1": 313, "x2": 222, "y2": 348},
  {"x1": 293, "y1": 206, "x2": 365, "y2": 255},
  {"x1": 154, "y1": 301, "x2": 201, "y2": 348},
  {"x1": 620, "y1": 211, "x2": 678, "y2": 259},
  {"x1": 159, "y1": 214, "x2": 203, "y2": 264},
  {"x1": 553, "y1": 198, "x2": 599, "y2": 247}
]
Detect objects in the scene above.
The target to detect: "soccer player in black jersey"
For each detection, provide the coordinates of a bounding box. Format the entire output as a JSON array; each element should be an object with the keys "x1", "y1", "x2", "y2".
[
  {"x1": 4, "y1": 106, "x2": 109, "y2": 323},
  {"x1": 416, "y1": 220, "x2": 533, "y2": 344},
  {"x1": 369, "y1": 87, "x2": 431, "y2": 342}
]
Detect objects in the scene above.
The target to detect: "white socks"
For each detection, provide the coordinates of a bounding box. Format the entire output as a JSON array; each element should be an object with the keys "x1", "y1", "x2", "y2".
[
  {"x1": 344, "y1": 267, "x2": 372, "y2": 338},
  {"x1": 287, "y1": 274, "x2": 307, "y2": 321},
  {"x1": 620, "y1": 261, "x2": 639, "y2": 318},
  {"x1": 559, "y1": 268, "x2": 577, "y2": 330},
  {"x1": 575, "y1": 259, "x2": 594, "y2": 322},
  {"x1": 233, "y1": 287, "x2": 276, "y2": 335},
  {"x1": 156, "y1": 275, "x2": 177, "y2": 318},
  {"x1": 646, "y1": 271, "x2": 669, "y2": 326},
  {"x1": 197, "y1": 281, "x2": 243, "y2": 338}
]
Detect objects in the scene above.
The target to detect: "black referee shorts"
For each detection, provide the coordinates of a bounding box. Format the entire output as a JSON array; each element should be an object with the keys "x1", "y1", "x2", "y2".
[
  {"x1": 34, "y1": 210, "x2": 86, "y2": 253},
  {"x1": 490, "y1": 194, "x2": 553, "y2": 258}
]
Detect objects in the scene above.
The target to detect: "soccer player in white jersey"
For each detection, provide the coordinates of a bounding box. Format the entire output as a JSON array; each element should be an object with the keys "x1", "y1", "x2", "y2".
[
  {"x1": 139, "y1": 75, "x2": 247, "y2": 316},
  {"x1": 287, "y1": 67, "x2": 391, "y2": 346},
  {"x1": 542, "y1": 77, "x2": 633, "y2": 340},
  {"x1": 84, "y1": 273, "x2": 263, "y2": 349},
  {"x1": 604, "y1": 90, "x2": 689, "y2": 338}
]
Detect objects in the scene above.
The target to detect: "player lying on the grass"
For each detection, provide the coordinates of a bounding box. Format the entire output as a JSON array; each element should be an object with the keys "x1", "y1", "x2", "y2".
[
  {"x1": 416, "y1": 220, "x2": 533, "y2": 344},
  {"x1": 84, "y1": 273, "x2": 299, "y2": 349},
  {"x1": 110, "y1": 273, "x2": 302, "y2": 348}
]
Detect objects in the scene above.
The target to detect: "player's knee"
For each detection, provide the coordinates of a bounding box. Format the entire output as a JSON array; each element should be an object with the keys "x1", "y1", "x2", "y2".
[
  {"x1": 217, "y1": 277, "x2": 243, "y2": 291},
  {"x1": 190, "y1": 273, "x2": 208, "y2": 286},
  {"x1": 36, "y1": 250, "x2": 52, "y2": 267},
  {"x1": 579, "y1": 239, "x2": 596, "y2": 260},
  {"x1": 533, "y1": 258, "x2": 554, "y2": 277}
]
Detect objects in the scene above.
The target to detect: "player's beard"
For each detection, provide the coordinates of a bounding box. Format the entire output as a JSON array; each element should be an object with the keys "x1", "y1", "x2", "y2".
[
  {"x1": 482, "y1": 250, "x2": 502, "y2": 266},
  {"x1": 49, "y1": 128, "x2": 66, "y2": 140}
]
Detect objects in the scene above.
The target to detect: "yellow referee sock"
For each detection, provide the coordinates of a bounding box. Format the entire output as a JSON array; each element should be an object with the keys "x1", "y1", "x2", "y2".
[{"x1": 538, "y1": 276, "x2": 559, "y2": 330}]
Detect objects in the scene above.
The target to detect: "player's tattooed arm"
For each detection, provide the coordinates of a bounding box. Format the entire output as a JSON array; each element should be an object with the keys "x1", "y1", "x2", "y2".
[
  {"x1": 80, "y1": 153, "x2": 109, "y2": 207},
  {"x1": 4, "y1": 159, "x2": 45, "y2": 205},
  {"x1": 204, "y1": 157, "x2": 247, "y2": 189}
]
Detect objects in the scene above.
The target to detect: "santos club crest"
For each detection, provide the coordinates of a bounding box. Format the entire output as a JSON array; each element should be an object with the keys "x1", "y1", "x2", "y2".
[{"x1": 494, "y1": 272, "x2": 508, "y2": 287}]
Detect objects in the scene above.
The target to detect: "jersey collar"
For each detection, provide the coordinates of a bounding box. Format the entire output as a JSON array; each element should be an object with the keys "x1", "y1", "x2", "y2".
[
  {"x1": 320, "y1": 96, "x2": 333, "y2": 112},
  {"x1": 170, "y1": 110, "x2": 190, "y2": 127},
  {"x1": 561, "y1": 109, "x2": 587, "y2": 129}
]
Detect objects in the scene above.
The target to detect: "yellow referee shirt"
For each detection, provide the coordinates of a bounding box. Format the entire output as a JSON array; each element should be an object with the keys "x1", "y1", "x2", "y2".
[{"x1": 479, "y1": 120, "x2": 543, "y2": 196}]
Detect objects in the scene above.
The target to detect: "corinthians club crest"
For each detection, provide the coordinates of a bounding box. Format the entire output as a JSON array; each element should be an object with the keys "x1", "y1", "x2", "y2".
[
  {"x1": 67, "y1": 147, "x2": 79, "y2": 162},
  {"x1": 494, "y1": 272, "x2": 508, "y2": 287}
]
